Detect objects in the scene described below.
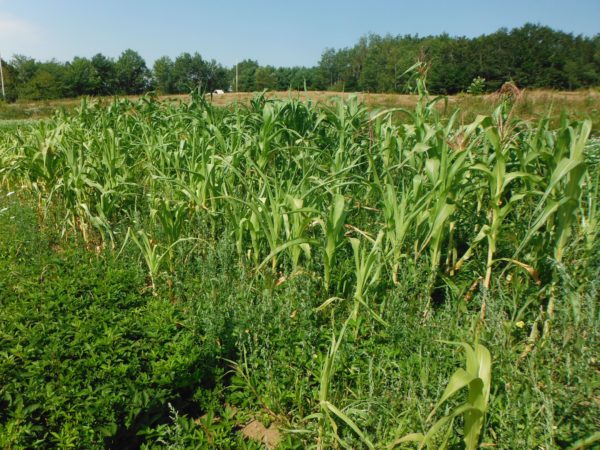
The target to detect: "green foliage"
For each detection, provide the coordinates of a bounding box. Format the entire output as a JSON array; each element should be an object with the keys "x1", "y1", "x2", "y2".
[
  {"x1": 0, "y1": 196, "x2": 223, "y2": 449},
  {"x1": 317, "y1": 24, "x2": 600, "y2": 93},
  {"x1": 153, "y1": 56, "x2": 175, "y2": 94},
  {"x1": 392, "y1": 342, "x2": 492, "y2": 450},
  {"x1": 152, "y1": 52, "x2": 229, "y2": 94},
  {"x1": 0, "y1": 70, "x2": 598, "y2": 448},
  {"x1": 4, "y1": 23, "x2": 600, "y2": 102},
  {"x1": 233, "y1": 59, "x2": 260, "y2": 92},
  {"x1": 115, "y1": 49, "x2": 150, "y2": 95},
  {"x1": 17, "y1": 63, "x2": 66, "y2": 100},
  {"x1": 467, "y1": 77, "x2": 486, "y2": 95},
  {"x1": 90, "y1": 53, "x2": 117, "y2": 96},
  {"x1": 64, "y1": 57, "x2": 101, "y2": 97},
  {"x1": 0, "y1": 57, "x2": 19, "y2": 102},
  {"x1": 255, "y1": 66, "x2": 278, "y2": 91}
]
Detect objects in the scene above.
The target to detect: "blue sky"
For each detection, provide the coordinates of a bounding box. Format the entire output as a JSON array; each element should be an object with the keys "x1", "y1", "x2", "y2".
[{"x1": 1, "y1": 0, "x2": 598, "y2": 67}]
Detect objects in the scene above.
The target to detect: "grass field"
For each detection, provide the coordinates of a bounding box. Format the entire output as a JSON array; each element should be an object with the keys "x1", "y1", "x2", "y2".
[
  {"x1": 2, "y1": 88, "x2": 599, "y2": 126},
  {"x1": 0, "y1": 79, "x2": 599, "y2": 449}
]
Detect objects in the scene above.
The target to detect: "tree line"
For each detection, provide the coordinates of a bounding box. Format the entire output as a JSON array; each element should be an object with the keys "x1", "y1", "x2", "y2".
[{"x1": 1, "y1": 23, "x2": 598, "y2": 102}]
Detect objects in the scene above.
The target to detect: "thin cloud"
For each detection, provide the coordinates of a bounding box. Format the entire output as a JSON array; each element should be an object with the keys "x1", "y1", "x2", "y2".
[{"x1": 0, "y1": 11, "x2": 40, "y2": 45}]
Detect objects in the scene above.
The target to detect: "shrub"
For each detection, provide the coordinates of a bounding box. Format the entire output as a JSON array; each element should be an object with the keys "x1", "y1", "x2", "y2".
[{"x1": 467, "y1": 76, "x2": 486, "y2": 95}]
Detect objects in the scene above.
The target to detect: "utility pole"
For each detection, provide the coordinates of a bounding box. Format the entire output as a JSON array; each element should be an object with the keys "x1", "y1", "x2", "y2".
[
  {"x1": 235, "y1": 62, "x2": 238, "y2": 93},
  {"x1": 0, "y1": 51, "x2": 5, "y2": 101}
]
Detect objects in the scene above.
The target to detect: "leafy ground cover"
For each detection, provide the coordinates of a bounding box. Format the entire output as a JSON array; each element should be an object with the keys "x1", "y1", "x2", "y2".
[
  {"x1": 0, "y1": 193, "x2": 231, "y2": 448},
  {"x1": 0, "y1": 73, "x2": 598, "y2": 448}
]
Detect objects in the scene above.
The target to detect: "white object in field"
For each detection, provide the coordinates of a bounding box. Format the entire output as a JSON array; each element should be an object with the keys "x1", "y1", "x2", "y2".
[{"x1": 213, "y1": 89, "x2": 225, "y2": 95}]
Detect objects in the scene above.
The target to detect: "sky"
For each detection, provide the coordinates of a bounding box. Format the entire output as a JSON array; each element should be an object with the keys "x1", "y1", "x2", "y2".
[{"x1": 1, "y1": 0, "x2": 599, "y2": 68}]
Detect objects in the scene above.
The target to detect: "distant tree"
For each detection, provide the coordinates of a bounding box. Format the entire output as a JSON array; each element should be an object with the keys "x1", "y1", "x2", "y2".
[
  {"x1": 203, "y1": 59, "x2": 229, "y2": 93},
  {"x1": 274, "y1": 67, "x2": 293, "y2": 90},
  {"x1": 0, "y1": 58, "x2": 18, "y2": 102},
  {"x1": 91, "y1": 53, "x2": 117, "y2": 95},
  {"x1": 255, "y1": 66, "x2": 277, "y2": 90},
  {"x1": 318, "y1": 48, "x2": 340, "y2": 88},
  {"x1": 317, "y1": 45, "x2": 361, "y2": 91},
  {"x1": 115, "y1": 49, "x2": 149, "y2": 94},
  {"x1": 364, "y1": 35, "x2": 395, "y2": 92},
  {"x1": 424, "y1": 35, "x2": 475, "y2": 93},
  {"x1": 171, "y1": 52, "x2": 205, "y2": 93},
  {"x1": 233, "y1": 59, "x2": 259, "y2": 92},
  {"x1": 153, "y1": 56, "x2": 175, "y2": 94},
  {"x1": 564, "y1": 34, "x2": 600, "y2": 88},
  {"x1": 594, "y1": 34, "x2": 600, "y2": 69},
  {"x1": 18, "y1": 61, "x2": 66, "y2": 100},
  {"x1": 471, "y1": 28, "x2": 514, "y2": 91},
  {"x1": 347, "y1": 37, "x2": 369, "y2": 90},
  {"x1": 289, "y1": 67, "x2": 318, "y2": 90},
  {"x1": 10, "y1": 55, "x2": 38, "y2": 86},
  {"x1": 359, "y1": 36, "x2": 385, "y2": 92},
  {"x1": 64, "y1": 57, "x2": 101, "y2": 97},
  {"x1": 19, "y1": 71, "x2": 54, "y2": 100},
  {"x1": 3, "y1": 25, "x2": 599, "y2": 101}
]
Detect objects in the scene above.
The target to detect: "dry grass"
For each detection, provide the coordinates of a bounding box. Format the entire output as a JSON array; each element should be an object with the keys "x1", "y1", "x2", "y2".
[{"x1": 2, "y1": 89, "x2": 599, "y2": 126}]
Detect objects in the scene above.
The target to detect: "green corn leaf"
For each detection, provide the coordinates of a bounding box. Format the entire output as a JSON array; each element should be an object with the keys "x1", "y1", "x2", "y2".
[
  {"x1": 547, "y1": 158, "x2": 583, "y2": 195},
  {"x1": 386, "y1": 433, "x2": 425, "y2": 449},
  {"x1": 463, "y1": 406, "x2": 485, "y2": 450},
  {"x1": 257, "y1": 238, "x2": 318, "y2": 271},
  {"x1": 428, "y1": 368, "x2": 476, "y2": 420},
  {"x1": 517, "y1": 197, "x2": 570, "y2": 256},
  {"x1": 321, "y1": 401, "x2": 375, "y2": 450},
  {"x1": 424, "y1": 403, "x2": 483, "y2": 450}
]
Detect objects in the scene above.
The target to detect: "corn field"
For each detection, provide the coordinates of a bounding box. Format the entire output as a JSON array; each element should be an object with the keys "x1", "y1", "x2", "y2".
[
  {"x1": 1, "y1": 89, "x2": 595, "y2": 293},
  {"x1": 0, "y1": 77, "x2": 598, "y2": 448}
]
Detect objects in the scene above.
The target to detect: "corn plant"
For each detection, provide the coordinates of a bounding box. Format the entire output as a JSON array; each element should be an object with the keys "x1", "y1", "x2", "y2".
[
  {"x1": 283, "y1": 195, "x2": 316, "y2": 271},
  {"x1": 312, "y1": 315, "x2": 375, "y2": 450},
  {"x1": 390, "y1": 342, "x2": 492, "y2": 450},
  {"x1": 381, "y1": 179, "x2": 427, "y2": 282},
  {"x1": 516, "y1": 119, "x2": 592, "y2": 263},
  {"x1": 349, "y1": 231, "x2": 387, "y2": 330},
  {"x1": 467, "y1": 113, "x2": 539, "y2": 289},
  {"x1": 316, "y1": 193, "x2": 347, "y2": 290},
  {"x1": 127, "y1": 228, "x2": 193, "y2": 295},
  {"x1": 551, "y1": 120, "x2": 591, "y2": 262}
]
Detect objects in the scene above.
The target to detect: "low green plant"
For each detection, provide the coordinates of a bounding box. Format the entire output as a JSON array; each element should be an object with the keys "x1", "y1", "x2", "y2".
[
  {"x1": 0, "y1": 200, "x2": 218, "y2": 449},
  {"x1": 314, "y1": 315, "x2": 375, "y2": 450},
  {"x1": 0, "y1": 68, "x2": 598, "y2": 449},
  {"x1": 467, "y1": 77, "x2": 486, "y2": 95},
  {"x1": 390, "y1": 342, "x2": 492, "y2": 450},
  {"x1": 316, "y1": 193, "x2": 347, "y2": 290}
]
